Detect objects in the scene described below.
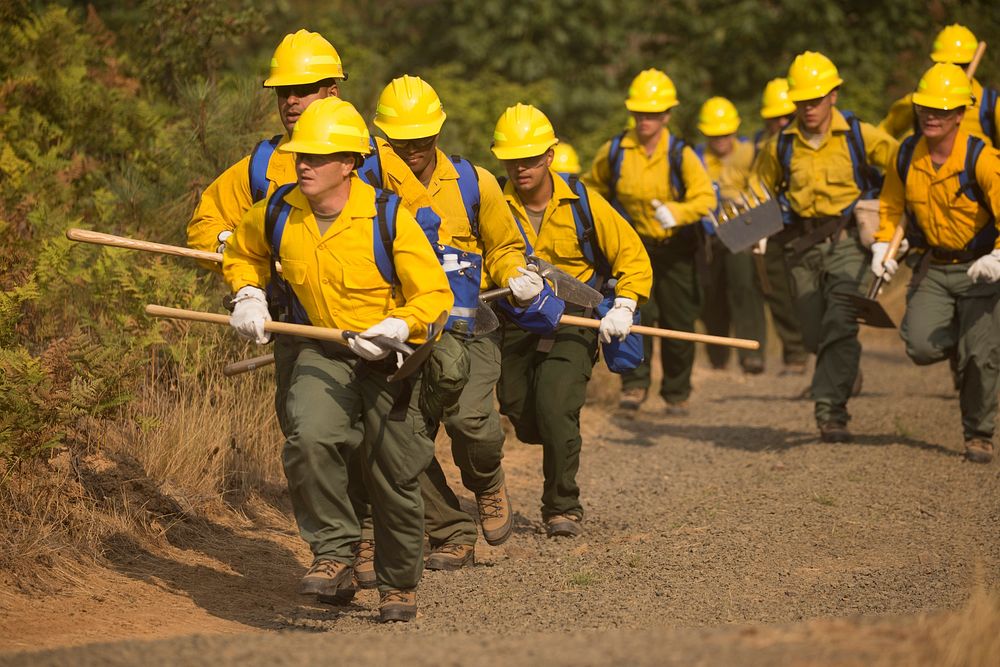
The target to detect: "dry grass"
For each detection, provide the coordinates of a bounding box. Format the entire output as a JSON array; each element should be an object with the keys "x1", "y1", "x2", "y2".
[{"x1": 910, "y1": 585, "x2": 1000, "y2": 667}]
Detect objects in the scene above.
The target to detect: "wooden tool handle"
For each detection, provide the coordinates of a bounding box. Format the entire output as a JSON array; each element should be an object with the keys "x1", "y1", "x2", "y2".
[
  {"x1": 67, "y1": 228, "x2": 222, "y2": 263},
  {"x1": 223, "y1": 354, "x2": 276, "y2": 377},
  {"x1": 558, "y1": 314, "x2": 760, "y2": 350},
  {"x1": 966, "y1": 41, "x2": 987, "y2": 79},
  {"x1": 144, "y1": 305, "x2": 348, "y2": 344},
  {"x1": 867, "y1": 219, "x2": 909, "y2": 299}
]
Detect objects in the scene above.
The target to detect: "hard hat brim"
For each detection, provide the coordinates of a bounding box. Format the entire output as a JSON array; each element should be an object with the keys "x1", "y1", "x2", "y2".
[
  {"x1": 761, "y1": 103, "x2": 797, "y2": 119},
  {"x1": 911, "y1": 92, "x2": 971, "y2": 111},
  {"x1": 263, "y1": 70, "x2": 345, "y2": 88},
  {"x1": 278, "y1": 140, "x2": 370, "y2": 155},
  {"x1": 625, "y1": 99, "x2": 679, "y2": 113},
  {"x1": 491, "y1": 141, "x2": 557, "y2": 161},
  {"x1": 787, "y1": 77, "x2": 843, "y2": 102},
  {"x1": 372, "y1": 116, "x2": 446, "y2": 141},
  {"x1": 698, "y1": 120, "x2": 741, "y2": 137}
]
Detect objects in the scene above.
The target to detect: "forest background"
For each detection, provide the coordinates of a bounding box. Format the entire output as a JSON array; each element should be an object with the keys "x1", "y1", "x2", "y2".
[{"x1": 1, "y1": 0, "x2": 997, "y2": 582}]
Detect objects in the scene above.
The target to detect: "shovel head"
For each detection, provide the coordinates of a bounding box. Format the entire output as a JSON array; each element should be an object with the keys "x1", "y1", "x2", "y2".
[
  {"x1": 832, "y1": 291, "x2": 897, "y2": 329},
  {"x1": 473, "y1": 300, "x2": 501, "y2": 336},
  {"x1": 388, "y1": 312, "x2": 449, "y2": 382},
  {"x1": 716, "y1": 199, "x2": 784, "y2": 253},
  {"x1": 527, "y1": 255, "x2": 604, "y2": 308}
]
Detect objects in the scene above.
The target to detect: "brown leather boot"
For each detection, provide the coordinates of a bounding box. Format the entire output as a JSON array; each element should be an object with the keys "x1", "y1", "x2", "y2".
[
  {"x1": 379, "y1": 588, "x2": 417, "y2": 623},
  {"x1": 545, "y1": 514, "x2": 582, "y2": 538},
  {"x1": 476, "y1": 483, "x2": 513, "y2": 545},
  {"x1": 819, "y1": 421, "x2": 852, "y2": 443},
  {"x1": 618, "y1": 387, "x2": 647, "y2": 410},
  {"x1": 965, "y1": 439, "x2": 995, "y2": 463},
  {"x1": 425, "y1": 543, "x2": 475, "y2": 571},
  {"x1": 299, "y1": 559, "x2": 352, "y2": 596},
  {"x1": 351, "y1": 539, "x2": 376, "y2": 589}
]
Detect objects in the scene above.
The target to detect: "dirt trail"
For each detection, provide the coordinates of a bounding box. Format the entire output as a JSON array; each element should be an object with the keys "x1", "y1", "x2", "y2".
[{"x1": 2, "y1": 324, "x2": 999, "y2": 665}]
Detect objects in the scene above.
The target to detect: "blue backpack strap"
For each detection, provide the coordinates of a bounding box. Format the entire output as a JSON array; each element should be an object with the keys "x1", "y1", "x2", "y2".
[
  {"x1": 263, "y1": 183, "x2": 310, "y2": 324},
  {"x1": 979, "y1": 85, "x2": 998, "y2": 146},
  {"x1": 840, "y1": 110, "x2": 880, "y2": 196},
  {"x1": 450, "y1": 155, "x2": 481, "y2": 238},
  {"x1": 894, "y1": 135, "x2": 924, "y2": 248},
  {"x1": 372, "y1": 189, "x2": 400, "y2": 297},
  {"x1": 359, "y1": 136, "x2": 384, "y2": 188},
  {"x1": 694, "y1": 143, "x2": 706, "y2": 163},
  {"x1": 957, "y1": 135, "x2": 998, "y2": 252},
  {"x1": 249, "y1": 134, "x2": 283, "y2": 203},
  {"x1": 563, "y1": 174, "x2": 611, "y2": 287},
  {"x1": 667, "y1": 135, "x2": 687, "y2": 201},
  {"x1": 607, "y1": 131, "x2": 628, "y2": 219}
]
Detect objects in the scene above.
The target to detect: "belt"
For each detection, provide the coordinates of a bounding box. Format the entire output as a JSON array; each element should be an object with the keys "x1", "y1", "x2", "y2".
[
  {"x1": 911, "y1": 246, "x2": 990, "y2": 288},
  {"x1": 773, "y1": 215, "x2": 853, "y2": 255}
]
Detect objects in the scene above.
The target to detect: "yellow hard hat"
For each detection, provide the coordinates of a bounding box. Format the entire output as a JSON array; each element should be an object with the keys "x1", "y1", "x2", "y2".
[
  {"x1": 263, "y1": 30, "x2": 345, "y2": 87},
  {"x1": 279, "y1": 97, "x2": 370, "y2": 155},
  {"x1": 373, "y1": 75, "x2": 447, "y2": 140},
  {"x1": 760, "y1": 78, "x2": 796, "y2": 119},
  {"x1": 625, "y1": 69, "x2": 679, "y2": 113},
  {"x1": 698, "y1": 97, "x2": 741, "y2": 136},
  {"x1": 552, "y1": 142, "x2": 581, "y2": 174},
  {"x1": 931, "y1": 24, "x2": 978, "y2": 64},
  {"x1": 912, "y1": 63, "x2": 973, "y2": 110},
  {"x1": 491, "y1": 104, "x2": 558, "y2": 160},
  {"x1": 786, "y1": 51, "x2": 843, "y2": 102}
]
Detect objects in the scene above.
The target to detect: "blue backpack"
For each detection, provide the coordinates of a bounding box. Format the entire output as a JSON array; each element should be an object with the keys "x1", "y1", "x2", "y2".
[
  {"x1": 606, "y1": 131, "x2": 687, "y2": 222},
  {"x1": 561, "y1": 174, "x2": 643, "y2": 373},
  {"x1": 248, "y1": 134, "x2": 284, "y2": 203},
  {"x1": 895, "y1": 133, "x2": 997, "y2": 253},
  {"x1": 263, "y1": 183, "x2": 403, "y2": 325},
  {"x1": 775, "y1": 110, "x2": 882, "y2": 224}
]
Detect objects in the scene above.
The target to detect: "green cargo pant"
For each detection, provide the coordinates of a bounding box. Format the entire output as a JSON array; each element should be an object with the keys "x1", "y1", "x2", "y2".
[
  {"x1": 758, "y1": 237, "x2": 808, "y2": 365},
  {"x1": 497, "y1": 321, "x2": 598, "y2": 520},
  {"x1": 420, "y1": 332, "x2": 507, "y2": 547},
  {"x1": 701, "y1": 236, "x2": 768, "y2": 369},
  {"x1": 279, "y1": 338, "x2": 434, "y2": 592},
  {"x1": 900, "y1": 261, "x2": 1000, "y2": 440},
  {"x1": 621, "y1": 233, "x2": 702, "y2": 404},
  {"x1": 787, "y1": 233, "x2": 867, "y2": 425}
]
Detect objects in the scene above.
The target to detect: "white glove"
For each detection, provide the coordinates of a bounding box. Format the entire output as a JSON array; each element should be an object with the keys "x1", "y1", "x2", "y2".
[
  {"x1": 598, "y1": 297, "x2": 636, "y2": 344},
  {"x1": 230, "y1": 286, "x2": 271, "y2": 344},
  {"x1": 348, "y1": 317, "x2": 410, "y2": 361},
  {"x1": 967, "y1": 250, "x2": 1000, "y2": 284},
  {"x1": 507, "y1": 266, "x2": 544, "y2": 305},
  {"x1": 216, "y1": 230, "x2": 233, "y2": 255},
  {"x1": 870, "y1": 242, "x2": 898, "y2": 281},
  {"x1": 650, "y1": 199, "x2": 677, "y2": 230}
]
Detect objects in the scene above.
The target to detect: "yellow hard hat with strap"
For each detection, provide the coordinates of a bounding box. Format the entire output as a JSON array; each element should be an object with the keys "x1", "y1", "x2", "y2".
[
  {"x1": 625, "y1": 69, "x2": 679, "y2": 113},
  {"x1": 279, "y1": 97, "x2": 370, "y2": 155},
  {"x1": 931, "y1": 25, "x2": 978, "y2": 64},
  {"x1": 913, "y1": 63, "x2": 974, "y2": 110},
  {"x1": 760, "y1": 78, "x2": 796, "y2": 119},
  {"x1": 698, "y1": 97, "x2": 741, "y2": 136},
  {"x1": 374, "y1": 75, "x2": 447, "y2": 140},
  {"x1": 263, "y1": 30, "x2": 345, "y2": 87},
  {"x1": 552, "y1": 142, "x2": 582, "y2": 174},
  {"x1": 491, "y1": 104, "x2": 558, "y2": 160},
  {"x1": 786, "y1": 51, "x2": 843, "y2": 102}
]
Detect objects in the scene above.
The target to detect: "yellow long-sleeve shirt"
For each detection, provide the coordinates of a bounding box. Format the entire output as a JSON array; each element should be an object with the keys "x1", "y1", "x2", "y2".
[
  {"x1": 753, "y1": 109, "x2": 898, "y2": 218},
  {"x1": 702, "y1": 139, "x2": 755, "y2": 203},
  {"x1": 188, "y1": 134, "x2": 434, "y2": 271},
  {"x1": 875, "y1": 130, "x2": 1000, "y2": 252},
  {"x1": 420, "y1": 149, "x2": 529, "y2": 289},
  {"x1": 878, "y1": 79, "x2": 998, "y2": 147},
  {"x1": 503, "y1": 169, "x2": 652, "y2": 304},
  {"x1": 583, "y1": 129, "x2": 716, "y2": 241},
  {"x1": 222, "y1": 176, "x2": 453, "y2": 342}
]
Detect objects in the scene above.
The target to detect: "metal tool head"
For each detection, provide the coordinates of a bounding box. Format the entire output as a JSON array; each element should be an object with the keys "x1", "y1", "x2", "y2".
[
  {"x1": 526, "y1": 255, "x2": 603, "y2": 307},
  {"x1": 388, "y1": 311, "x2": 449, "y2": 382},
  {"x1": 715, "y1": 198, "x2": 784, "y2": 253},
  {"x1": 832, "y1": 291, "x2": 897, "y2": 329},
  {"x1": 473, "y1": 300, "x2": 501, "y2": 336}
]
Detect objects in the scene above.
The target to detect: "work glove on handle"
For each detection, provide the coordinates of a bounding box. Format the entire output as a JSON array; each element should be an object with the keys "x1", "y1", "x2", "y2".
[
  {"x1": 599, "y1": 297, "x2": 637, "y2": 344},
  {"x1": 507, "y1": 266, "x2": 544, "y2": 305},
  {"x1": 650, "y1": 199, "x2": 677, "y2": 230},
  {"x1": 869, "y1": 242, "x2": 898, "y2": 281},
  {"x1": 967, "y1": 250, "x2": 1000, "y2": 284},
  {"x1": 216, "y1": 230, "x2": 233, "y2": 255},
  {"x1": 230, "y1": 286, "x2": 271, "y2": 344},
  {"x1": 349, "y1": 317, "x2": 410, "y2": 361}
]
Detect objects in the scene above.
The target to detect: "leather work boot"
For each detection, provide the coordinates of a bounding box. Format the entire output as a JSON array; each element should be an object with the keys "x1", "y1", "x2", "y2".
[
  {"x1": 964, "y1": 439, "x2": 994, "y2": 464},
  {"x1": 425, "y1": 543, "x2": 475, "y2": 571},
  {"x1": 664, "y1": 401, "x2": 689, "y2": 417},
  {"x1": 819, "y1": 421, "x2": 852, "y2": 443},
  {"x1": 741, "y1": 357, "x2": 765, "y2": 375},
  {"x1": 379, "y1": 588, "x2": 417, "y2": 623},
  {"x1": 779, "y1": 360, "x2": 808, "y2": 376},
  {"x1": 618, "y1": 387, "x2": 647, "y2": 411},
  {"x1": 352, "y1": 539, "x2": 376, "y2": 589},
  {"x1": 317, "y1": 578, "x2": 358, "y2": 606},
  {"x1": 299, "y1": 559, "x2": 352, "y2": 596},
  {"x1": 476, "y1": 483, "x2": 513, "y2": 545},
  {"x1": 545, "y1": 514, "x2": 582, "y2": 538}
]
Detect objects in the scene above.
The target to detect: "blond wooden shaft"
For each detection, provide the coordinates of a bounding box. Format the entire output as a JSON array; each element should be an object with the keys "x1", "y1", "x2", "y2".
[
  {"x1": 557, "y1": 314, "x2": 760, "y2": 350},
  {"x1": 144, "y1": 305, "x2": 347, "y2": 344},
  {"x1": 966, "y1": 41, "x2": 987, "y2": 79},
  {"x1": 223, "y1": 354, "x2": 276, "y2": 377},
  {"x1": 886, "y1": 218, "x2": 907, "y2": 261},
  {"x1": 67, "y1": 228, "x2": 221, "y2": 263}
]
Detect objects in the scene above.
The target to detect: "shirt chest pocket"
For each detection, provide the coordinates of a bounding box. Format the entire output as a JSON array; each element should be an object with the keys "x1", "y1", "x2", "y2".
[
  {"x1": 549, "y1": 238, "x2": 582, "y2": 262},
  {"x1": 279, "y1": 259, "x2": 309, "y2": 287}
]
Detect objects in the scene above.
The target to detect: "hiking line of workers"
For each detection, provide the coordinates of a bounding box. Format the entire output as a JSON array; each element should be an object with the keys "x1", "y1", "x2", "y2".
[{"x1": 186, "y1": 24, "x2": 1000, "y2": 623}]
